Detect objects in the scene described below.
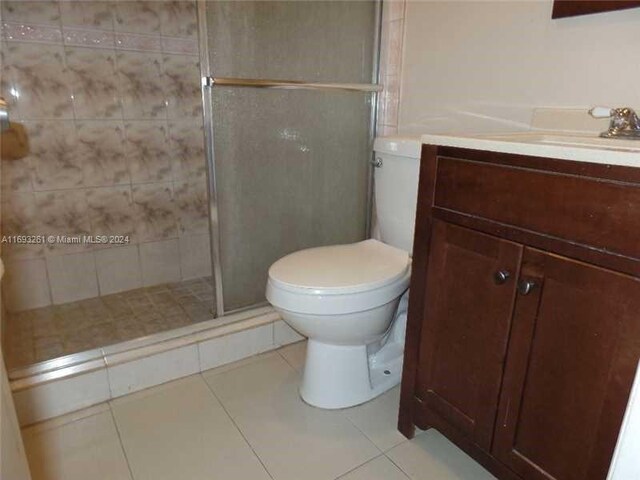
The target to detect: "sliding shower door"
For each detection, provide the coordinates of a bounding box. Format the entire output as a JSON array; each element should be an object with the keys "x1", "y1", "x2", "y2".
[{"x1": 203, "y1": 1, "x2": 379, "y2": 311}]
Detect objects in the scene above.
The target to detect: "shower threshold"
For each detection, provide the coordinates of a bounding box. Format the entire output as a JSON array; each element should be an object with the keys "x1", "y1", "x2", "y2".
[{"x1": 4, "y1": 277, "x2": 215, "y2": 371}]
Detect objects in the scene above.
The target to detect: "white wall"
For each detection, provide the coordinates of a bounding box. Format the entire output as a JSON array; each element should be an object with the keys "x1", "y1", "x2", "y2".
[
  {"x1": 1, "y1": 353, "x2": 31, "y2": 480},
  {"x1": 608, "y1": 361, "x2": 640, "y2": 480},
  {"x1": 398, "y1": 0, "x2": 640, "y2": 134},
  {"x1": 0, "y1": 257, "x2": 31, "y2": 477}
]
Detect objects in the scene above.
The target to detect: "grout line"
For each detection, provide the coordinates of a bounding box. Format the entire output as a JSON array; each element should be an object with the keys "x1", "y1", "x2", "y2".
[
  {"x1": 275, "y1": 347, "x2": 295, "y2": 369},
  {"x1": 341, "y1": 409, "x2": 385, "y2": 456},
  {"x1": 333, "y1": 453, "x2": 390, "y2": 480},
  {"x1": 274, "y1": 342, "x2": 393, "y2": 472},
  {"x1": 383, "y1": 450, "x2": 412, "y2": 480},
  {"x1": 195, "y1": 339, "x2": 203, "y2": 372},
  {"x1": 275, "y1": 341, "x2": 305, "y2": 373},
  {"x1": 108, "y1": 405, "x2": 138, "y2": 480},
  {"x1": 199, "y1": 373, "x2": 276, "y2": 480},
  {"x1": 103, "y1": 348, "x2": 116, "y2": 399},
  {"x1": 382, "y1": 437, "x2": 410, "y2": 454},
  {"x1": 20, "y1": 403, "x2": 109, "y2": 435}
]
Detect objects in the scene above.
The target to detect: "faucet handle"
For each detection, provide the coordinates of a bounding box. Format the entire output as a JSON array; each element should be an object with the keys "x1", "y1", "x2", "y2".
[
  {"x1": 590, "y1": 106, "x2": 640, "y2": 138},
  {"x1": 589, "y1": 106, "x2": 613, "y2": 118}
]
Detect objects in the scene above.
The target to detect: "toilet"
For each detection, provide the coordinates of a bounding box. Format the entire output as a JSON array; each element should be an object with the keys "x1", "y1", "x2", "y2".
[{"x1": 266, "y1": 136, "x2": 421, "y2": 409}]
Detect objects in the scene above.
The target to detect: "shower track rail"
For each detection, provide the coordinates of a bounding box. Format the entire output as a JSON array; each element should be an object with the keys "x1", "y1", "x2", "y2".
[{"x1": 204, "y1": 76, "x2": 383, "y2": 93}]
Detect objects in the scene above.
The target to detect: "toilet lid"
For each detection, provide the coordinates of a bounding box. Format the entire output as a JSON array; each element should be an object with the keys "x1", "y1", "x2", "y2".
[{"x1": 268, "y1": 239, "x2": 410, "y2": 295}]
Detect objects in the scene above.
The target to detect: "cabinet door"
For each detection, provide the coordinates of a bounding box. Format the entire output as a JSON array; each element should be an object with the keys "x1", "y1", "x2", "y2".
[
  {"x1": 416, "y1": 220, "x2": 522, "y2": 450},
  {"x1": 493, "y1": 248, "x2": 640, "y2": 480}
]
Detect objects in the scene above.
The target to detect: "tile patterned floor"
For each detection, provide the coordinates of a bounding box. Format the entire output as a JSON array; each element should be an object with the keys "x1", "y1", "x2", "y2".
[
  {"x1": 22, "y1": 341, "x2": 497, "y2": 480},
  {"x1": 4, "y1": 277, "x2": 215, "y2": 370}
]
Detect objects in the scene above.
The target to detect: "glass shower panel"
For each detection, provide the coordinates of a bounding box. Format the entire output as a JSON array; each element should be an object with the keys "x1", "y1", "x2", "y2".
[
  {"x1": 213, "y1": 89, "x2": 371, "y2": 310},
  {"x1": 207, "y1": 1, "x2": 376, "y2": 81},
  {"x1": 205, "y1": 1, "x2": 377, "y2": 310},
  {"x1": 0, "y1": 1, "x2": 215, "y2": 371}
]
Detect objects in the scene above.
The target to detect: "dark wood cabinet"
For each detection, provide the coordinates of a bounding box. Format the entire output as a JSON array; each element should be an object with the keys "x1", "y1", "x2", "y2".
[
  {"x1": 416, "y1": 220, "x2": 521, "y2": 451},
  {"x1": 494, "y1": 248, "x2": 640, "y2": 480},
  {"x1": 400, "y1": 145, "x2": 640, "y2": 480},
  {"x1": 552, "y1": 1, "x2": 640, "y2": 19}
]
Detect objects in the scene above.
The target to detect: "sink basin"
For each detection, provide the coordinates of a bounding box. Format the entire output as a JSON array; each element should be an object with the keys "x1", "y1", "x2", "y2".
[{"x1": 478, "y1": 133, "x2": 640, "y2": 152}]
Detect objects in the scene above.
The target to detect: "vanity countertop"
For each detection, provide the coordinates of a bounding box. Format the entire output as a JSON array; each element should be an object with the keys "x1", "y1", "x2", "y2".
[{"x1": 421, "y1": 131, "x2": 640, "y2": 168}]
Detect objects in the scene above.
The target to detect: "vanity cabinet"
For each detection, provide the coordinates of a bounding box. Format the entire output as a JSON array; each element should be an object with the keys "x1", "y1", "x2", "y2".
[
  {"x1": 493, "y1": 248, "x2": 640, "y2": 480},
  {"x1": 399, "y1": 145, "x2": 640, "y2": 480},
  {"x1": 416, "y1": 220, "x2": 521, "y2": 452}
]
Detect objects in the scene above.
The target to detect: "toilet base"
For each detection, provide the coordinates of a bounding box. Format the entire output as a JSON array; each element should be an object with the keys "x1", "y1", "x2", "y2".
[{"x1": 299, "y1": 337, "x2": 404, "y2": 409}]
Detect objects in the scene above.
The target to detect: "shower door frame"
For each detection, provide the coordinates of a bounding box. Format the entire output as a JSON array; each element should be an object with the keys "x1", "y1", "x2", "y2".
[
  {"x1": 196, "y1": 0, "x2": 384, "y2": 317},
  {"x1": 197, "y1": 0, "x2": 226, "y2": 316},
  {"x1": 3, "y1": 0, "x2": 384, "y2": 382}
]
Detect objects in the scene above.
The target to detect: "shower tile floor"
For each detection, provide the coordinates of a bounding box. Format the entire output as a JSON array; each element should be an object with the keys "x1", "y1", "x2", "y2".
[{"x1": 4, "y1": 277, "x2": 215, "y2": 370}]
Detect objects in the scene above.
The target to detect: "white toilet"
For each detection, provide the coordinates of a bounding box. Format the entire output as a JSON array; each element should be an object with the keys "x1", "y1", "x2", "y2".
[{"x1": 266, "y1": 136, "x2": 421, "y2": 409}]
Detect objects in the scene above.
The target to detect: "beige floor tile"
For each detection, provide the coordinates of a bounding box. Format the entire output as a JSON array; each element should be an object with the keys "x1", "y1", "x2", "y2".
[
  {"x1": 278, "y1": 340, "x2": 306, "y2": 371},
  {"x1": 201, "y1": 350, "x2": 280, "y2": 376},
  {"x1": 203, "y1": 354, "x2": 380, "y2": 480},
  {"x1": 110, "y1": 375, "x2": 270, "y2": 480},
  {"x1": 22, "y1": 411, "x2": 132, "y2": 480},
  {"x1": 24, "y1": 403, "x2": 111, "y2": 436},
  {"x1": 344, "y1": 386, "x2": 407, "y2": 452},
  {"x1": 386, "y1": 429, "x2": 496, "y2": 480},
  {"x1": 338, "y1": 455, "x2": 409, "y2": 480}
]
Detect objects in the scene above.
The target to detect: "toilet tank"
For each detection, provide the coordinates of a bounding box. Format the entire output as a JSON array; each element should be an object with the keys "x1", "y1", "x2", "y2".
[{"x1": 372, "y1": 136, "x2": 422, "y2": 253}]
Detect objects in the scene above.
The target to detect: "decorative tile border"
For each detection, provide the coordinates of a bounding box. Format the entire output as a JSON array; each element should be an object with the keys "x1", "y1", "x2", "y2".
[
  {"x1": 2, "y1": 22, "x2": 62, "y2": 44},
  {"x1": 115, "y1": 31, "x2": 162, "y2": 53},
  {"x1": 1, "y1": 22, "x2": 198, "y2": 55},
  {"x1": 64, "y1": 26, "x2": 115, "y2": 49}
]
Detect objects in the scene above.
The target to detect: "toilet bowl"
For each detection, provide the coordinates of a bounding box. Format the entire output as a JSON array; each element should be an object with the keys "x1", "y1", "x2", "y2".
[
  {"x1": 267, "y1": 239, "x2": 411, "y2": 409},
  {"x1": 266, "y1": 135, "x2": 421, "y2": 409}
]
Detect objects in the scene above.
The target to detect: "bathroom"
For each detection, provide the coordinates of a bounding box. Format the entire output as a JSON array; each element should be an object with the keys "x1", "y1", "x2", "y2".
[{"x1": 1, "y1": 1, "x2": 639, "y2": 479}]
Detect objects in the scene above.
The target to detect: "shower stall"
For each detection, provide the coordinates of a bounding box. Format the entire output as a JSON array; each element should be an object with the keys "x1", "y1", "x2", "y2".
[{"x1": 0, "y1": 0, "x2": 380, "y2": 374}]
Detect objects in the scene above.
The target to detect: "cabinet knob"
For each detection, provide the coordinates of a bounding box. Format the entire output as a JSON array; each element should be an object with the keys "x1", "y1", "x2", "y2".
[
  {"x1": 517, "y1": 279, "x2": 537, "y2": 295},
  {"x1": 494, "y1": 270, "x2": 511, "y2": 285}
]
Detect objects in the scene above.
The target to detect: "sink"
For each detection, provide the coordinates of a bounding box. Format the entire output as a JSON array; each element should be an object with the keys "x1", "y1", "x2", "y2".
[{"x1": 478, "y1": 133, "x2": 640, "y2": 153}]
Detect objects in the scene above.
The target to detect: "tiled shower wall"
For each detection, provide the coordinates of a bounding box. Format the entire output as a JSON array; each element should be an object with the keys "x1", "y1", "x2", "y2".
[
  {"x1": 0, "y1": 1, "x2": 211, "y2": 312},
  {"x1": 377, "y1": 0, "x2": 406, "y2": 135}
]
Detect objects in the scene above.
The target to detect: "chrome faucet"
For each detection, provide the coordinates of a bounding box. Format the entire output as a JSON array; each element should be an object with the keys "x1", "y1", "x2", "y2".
[{"x1": 589, "y1": 106, "x2": 640, "y2": 139}]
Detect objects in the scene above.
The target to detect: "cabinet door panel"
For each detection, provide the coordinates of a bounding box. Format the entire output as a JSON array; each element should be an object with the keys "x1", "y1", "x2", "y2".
[
  {"x1": 493, "y1": 248, "x2": 640, "y2": 480},
  {"x1": 416, "y1": 220, "x2": 522, "y2": 450}
]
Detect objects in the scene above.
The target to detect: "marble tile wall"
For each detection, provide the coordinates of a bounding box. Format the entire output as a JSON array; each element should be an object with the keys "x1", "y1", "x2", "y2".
[
  {"x1": 377, "y1": 0, "x2": 406, "y2": 136},
  {"x1": 0, "y1": 1, "x2": 211, "y2": 311}
]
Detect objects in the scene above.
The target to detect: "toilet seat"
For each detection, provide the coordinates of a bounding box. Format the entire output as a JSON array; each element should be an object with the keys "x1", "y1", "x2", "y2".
[{"x1": 266, "y1": 239, "x2": 411, "y2": 315}]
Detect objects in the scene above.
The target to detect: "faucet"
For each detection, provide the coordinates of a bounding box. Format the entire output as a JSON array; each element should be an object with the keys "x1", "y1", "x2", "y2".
[{"x1": 589, "y1": 106, "x2": 640, "y2": 139}]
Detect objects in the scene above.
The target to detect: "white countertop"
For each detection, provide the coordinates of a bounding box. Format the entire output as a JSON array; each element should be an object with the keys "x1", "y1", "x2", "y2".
[{"x1": 420, "y1": 132, "x2": 640, "y2": 168}]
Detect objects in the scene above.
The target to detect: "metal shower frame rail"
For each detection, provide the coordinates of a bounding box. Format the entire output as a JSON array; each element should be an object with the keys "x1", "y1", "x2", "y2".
[
  {"x1": 197, "y1": 0, "x2": 383, "y2": 317},
  {"x1": 203, "y1": 77, "x2": 382, "y2": 93}
]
